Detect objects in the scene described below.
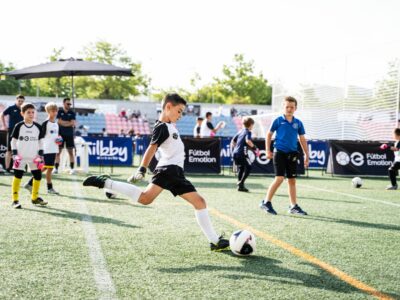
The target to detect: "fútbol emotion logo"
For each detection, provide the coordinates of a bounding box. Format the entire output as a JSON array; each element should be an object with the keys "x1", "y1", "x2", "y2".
[{"x1": 336, "y1": 151, "x2": 364, "y2": 166}]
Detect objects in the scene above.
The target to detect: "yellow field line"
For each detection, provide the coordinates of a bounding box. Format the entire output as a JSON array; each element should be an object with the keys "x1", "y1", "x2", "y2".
[{"x1": 209, "y1": 207, "x2": 393, "y2": 300}]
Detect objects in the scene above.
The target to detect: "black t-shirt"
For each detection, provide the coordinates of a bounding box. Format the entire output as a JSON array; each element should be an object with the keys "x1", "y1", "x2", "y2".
[
  {"x1": 3, "y1": 104, "x2": 23, "y2": 133},
  {"x1": 57, "y1": 108, "x2": 76, "y2": 136}
]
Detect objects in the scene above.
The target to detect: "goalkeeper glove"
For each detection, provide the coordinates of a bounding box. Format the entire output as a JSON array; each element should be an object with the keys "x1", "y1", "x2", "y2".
[{"x1": 127, "y1": 166, "x2": 146, "y2": 183}]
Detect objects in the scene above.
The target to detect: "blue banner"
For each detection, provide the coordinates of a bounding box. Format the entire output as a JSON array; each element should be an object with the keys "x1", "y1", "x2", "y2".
[
  {"x1": 307, "y1": 140, "x2": 329, "y2": 168},
  {"x1": 220, "y1": 137, "x2": 233, "y2": 166},
  {"x1": 85, "y1": 137, "x2": 133, "y2": 166}
]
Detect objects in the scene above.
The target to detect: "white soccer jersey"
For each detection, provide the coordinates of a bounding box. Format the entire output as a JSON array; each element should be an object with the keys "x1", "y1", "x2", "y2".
[
  {"x1": 42, "y1": 119, "x2": 59, "y2": 154},
  {"x1": 150, "y1": 121, "x2": 185, "y2": 168},
  {"x1": 11, "y1": 121, "x2": 44, "y2": 159},
  {"x1": 200, "y1": 120, "x2": 214, "y2": 137},
  {"x1": 394, "y1": 141, "x2": 400, "y2": 162}
]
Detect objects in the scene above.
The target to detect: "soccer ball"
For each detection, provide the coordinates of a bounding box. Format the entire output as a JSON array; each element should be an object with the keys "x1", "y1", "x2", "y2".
[
  {"x1": 104, "y1": 189, "x2": 117, "y2": 199},
  {"x1": 229, "y1": 229, "x2": 256, "y2": 256},
  {"x1": 352, "y1": 177, "x2": 362, "y2": 188}
]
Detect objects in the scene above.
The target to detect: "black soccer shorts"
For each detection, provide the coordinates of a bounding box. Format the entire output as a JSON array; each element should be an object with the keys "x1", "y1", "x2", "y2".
[
  {"x1": 273, "y1": 151, "x2": 298, "y2": 178},
  {"x1": 151, "y1": 165, "x2": 196, "y2": 196},
  {"x1": 59, "y1": 135, "x2": 75, "y2": 149}
]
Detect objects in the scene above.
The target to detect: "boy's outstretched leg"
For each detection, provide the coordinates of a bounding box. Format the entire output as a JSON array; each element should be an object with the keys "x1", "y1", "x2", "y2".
[
  {"x1": 259, "y1": 176, "x2": 284, "y2": 215},
  {"x1": 180, "y1": 192, "x2": 229, "y2": 251}
]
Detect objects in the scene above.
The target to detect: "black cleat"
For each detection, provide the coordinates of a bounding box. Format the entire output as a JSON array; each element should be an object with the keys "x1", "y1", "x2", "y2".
[
  {"x1": 237, "y1": 186, "x2": 249, "y2": 192},
  {"x1": 259, "y1": 200, "x2": 277, "y2": 215},
  {"x1": 12, "y1": 201, "x2": 22, "y2": 209},
  {"x1": 210, "y1": 235, "x2": 230, "y2": 251},
  {"x1": 288, "y1": 204, "x2": 307, "y2": 215},
  {"x1": 32, "y1": 197, "x2": 48, "y2": 206},
  {"x1": 83, "y1": 174, "x2": 110, "y2": 189}
]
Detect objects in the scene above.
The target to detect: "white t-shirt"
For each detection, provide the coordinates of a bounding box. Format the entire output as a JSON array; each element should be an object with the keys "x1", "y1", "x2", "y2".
[
  {"x1": 394, "y1": 141, "x2": 400, "y2": 162},
  {"x1": 42, "y1": 119, "x2": 59, "y2": 154},
  {"x1": 11, "y1": 121, "x2": 44, "y2": 159},
  {"x1": 150, "y1": 121, "x2": 185, "y2": 168},
  {"x1": 200, "y1": 120, "x2": 214, "y2": 137}
]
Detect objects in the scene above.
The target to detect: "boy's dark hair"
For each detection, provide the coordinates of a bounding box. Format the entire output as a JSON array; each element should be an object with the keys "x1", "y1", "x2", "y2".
[
  {"x1": 205, "y1": 112, "x2": 212, "y2": 118},
  {"x1": 161, "y1": 93, "x2": 186, "y2": 109},
  {"x1": 242, "y1": 117, "x2": 255, "y2": 128},
  {"x1": 197, "y1": 117, "x2": 204, "y2": 122},
  {"x1": 394, "y1": 128, "x2": 400, "y2": 136},
  {"x1": 21, "y1": 103, "x2": 36, "y2": 113},
  {"x1": 284, "y1": 96, "x2": 298, "y2": 107},
  {"x1": 63, "y1": 97, "x2": 71, "y2": 103},
  {"x1": 16, "y1": 94, "x2": 25, "y2": 100}
]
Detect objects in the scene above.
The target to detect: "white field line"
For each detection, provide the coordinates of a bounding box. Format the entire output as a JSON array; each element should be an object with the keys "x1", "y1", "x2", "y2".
[
  {"x1": 73, "y1": 180, "x2": 117, "y2": 300},
  {"x1": 298, "y1": 183, "x2": 400, "y2": 208}
]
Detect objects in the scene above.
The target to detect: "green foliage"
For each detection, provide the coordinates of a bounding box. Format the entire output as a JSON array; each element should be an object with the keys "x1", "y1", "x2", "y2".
[
  {"x1": 0, "y1": 61, "x2": 20, "y2": 95},
  {"x1": 74, "y1": 41, "x2": 151, "y2": 99}
]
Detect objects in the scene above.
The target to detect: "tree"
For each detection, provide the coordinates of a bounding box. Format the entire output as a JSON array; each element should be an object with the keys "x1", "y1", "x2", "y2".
[
  {"x1": 0, "y1": 61, "x2": 19, "y2": 95},
  {"x1": 74, "y1": 41, "x2": 151, "y2": 99},
  {"x1": 215, "y1": 54, "x2": 272, "y2": 105}
]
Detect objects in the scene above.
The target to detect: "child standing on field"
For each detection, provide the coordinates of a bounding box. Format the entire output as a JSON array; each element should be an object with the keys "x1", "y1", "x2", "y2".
[
  {"x1": 10, "y1": 103, "x2": 47, "y2": 209},
  {"x1": 231, "y1": 117, "x2": 259, "y2": 192},
  {"x1": 24, "y1": 102, "x2": 60, "y2": 194},
  {"x1": 259, "y1": 96, "x2": 309, "y2": 215},
  {"x1": 83, "y1": 93, "x2": 229, "y2": 251},
  {"x1": 385, "y1": 128, "x2": 400, "y2": 190}
]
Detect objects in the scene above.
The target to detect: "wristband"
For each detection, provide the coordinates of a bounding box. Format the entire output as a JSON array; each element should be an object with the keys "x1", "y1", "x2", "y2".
[
  {"x1": 138, "y1": 166, "x2": 147, "y2": 173},
  {"x1": 38, "y1": 150, "x2": 44, "y2": 156},
  {"x1": 12, "y1": 150, "x2": 18, "y2": 156}
]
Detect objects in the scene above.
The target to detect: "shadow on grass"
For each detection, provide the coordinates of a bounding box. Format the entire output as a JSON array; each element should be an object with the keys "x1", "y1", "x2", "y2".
[
  {"x1": 24, "y1": 207, "x2": 140, "y2": 229},
  {"x1": 158, "y1": 255, "x2": 362, "y2": 295},
  {"x1": 298, "y1": 196, "x2": 361, "y2": 204},
  {"x1": 295, "y1": 215, "x2": 400, "y2": 232}
]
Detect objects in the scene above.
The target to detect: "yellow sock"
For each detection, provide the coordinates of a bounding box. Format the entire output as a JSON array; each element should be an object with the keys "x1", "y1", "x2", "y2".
[
  {"x1": 32, "y1": 179, "x2": 41, "y2": 201},
  {"x1": 12, "y1": 177, "x2": 21, "y2": 202}
]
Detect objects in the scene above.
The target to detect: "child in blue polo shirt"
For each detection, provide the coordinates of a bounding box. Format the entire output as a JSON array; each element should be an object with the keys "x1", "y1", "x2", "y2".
[{"x1": 259, "y1": 96, "x2": 309, "y2": 215}]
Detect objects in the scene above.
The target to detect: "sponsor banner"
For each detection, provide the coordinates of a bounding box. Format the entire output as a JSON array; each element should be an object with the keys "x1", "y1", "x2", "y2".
[
  {"x1": 85, "y1": 137, "x2": 133, "y2": 166},
  {"x1": 308, "y1": 140, "x2": 329, "y2": 169},
  {"x1": 328, "y1": 140, "x2": 394, "y2": 175},
  {"x1": 0, "y1": 130, "x2": 7, "y2": 168},
  {"x1": 250, "y1": 140, "x2": 305, "y2": 175},
  {"x1": 134, "y1": 136, "x2": 150, "y2": 155},
  {"x1": 220, "y1": 137, "x2": 233, "y2": 166},
  {"x1": 149, "y1": 137, "x2": 221, "y2": 174},
  {"x1": 184, "y1": 138, "x2": 221, "y2": 173}
]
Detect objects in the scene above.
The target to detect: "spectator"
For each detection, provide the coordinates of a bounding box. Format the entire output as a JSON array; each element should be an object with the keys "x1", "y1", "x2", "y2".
[
  {"x1": 119, "y1": 129, "x2": 126, "y2": 137},
  {"x1": 0, "y1": 94, "x2": 25, "y2": 171},
  {"x1": 200, "y1": 112, "x2": 224, "y2": 138},
  {"x1": 102, "y1": 128, "x2": 108, "y2": 137},
  {"x1": 54, "y1": 98, "x2": 76, "y2": 175},
  {"x1": 119, "y1": 108, "x2": 128, "y2": 120},
  {"x1": 193, "y1": 117, "x2": 204, "y2": 138}
]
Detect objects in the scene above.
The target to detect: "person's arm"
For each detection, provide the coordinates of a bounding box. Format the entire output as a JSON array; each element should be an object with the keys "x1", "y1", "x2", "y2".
[
  {"x1": 140, "y1": 144, "x2": 158, "y2": 168},
  {"x1": 299, "y1": 135, "x2": 309, "y2": 168},
  {"x1": 265, "y1": 131, "x2": 273, "y2": 159},
  {"x1": 1, "y1": 109, "x2": 9, "y2": 130},
  {"x1": 58, "y1": 119, "x2": 74, "y2": 127}
]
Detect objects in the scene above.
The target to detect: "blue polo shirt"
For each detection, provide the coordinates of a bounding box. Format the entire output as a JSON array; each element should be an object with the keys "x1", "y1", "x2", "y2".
[
  {"x1": 232, "y1": 128, "x2": 252, "y2": 157},
  {"x1": 57, "y1": 108, "x2": 76, "y2": 136},
  {"x1": 270, "y1": 115, "x2": 305, "y2": 153},
  {"x1": 3, "y1": 104, "x2": 23, "y2": 133}
]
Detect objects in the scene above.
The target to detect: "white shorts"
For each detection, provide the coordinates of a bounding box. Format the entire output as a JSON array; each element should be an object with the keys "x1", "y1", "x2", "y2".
[{"x1": 13, "y1": 159, "x2": 39, "y2": 172}]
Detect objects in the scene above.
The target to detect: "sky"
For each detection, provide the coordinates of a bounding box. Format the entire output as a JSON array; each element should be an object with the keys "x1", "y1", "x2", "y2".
[{"x1": 1, "y1": 0, "x2": 400, "y2": 91}]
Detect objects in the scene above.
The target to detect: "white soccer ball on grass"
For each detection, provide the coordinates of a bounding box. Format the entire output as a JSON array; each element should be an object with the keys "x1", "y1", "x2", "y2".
[
  {"x1": 229, "y1": 229, "x2": 256, "y2": 256},
  {"x1": 351, "y1": 177, "x2": 362, "y2": 188}
]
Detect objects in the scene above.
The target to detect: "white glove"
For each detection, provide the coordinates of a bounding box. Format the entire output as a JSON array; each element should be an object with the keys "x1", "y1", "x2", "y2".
[{"x1": 127, "y1": 166, "x2": 146, "y2": 183}]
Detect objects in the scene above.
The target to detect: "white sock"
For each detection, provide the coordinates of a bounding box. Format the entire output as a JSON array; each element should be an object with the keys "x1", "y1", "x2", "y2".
[
  {"x1": 195, "y1": 209, "x2": 219, "y2": 244},
  {"x1": 104, "y1": 179, "x2": 142, "y2": 203}
]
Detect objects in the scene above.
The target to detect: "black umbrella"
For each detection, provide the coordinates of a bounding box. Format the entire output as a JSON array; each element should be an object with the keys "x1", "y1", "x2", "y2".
[{"x1": 3, "y1": 57, "x2": 133, "y2": 107}]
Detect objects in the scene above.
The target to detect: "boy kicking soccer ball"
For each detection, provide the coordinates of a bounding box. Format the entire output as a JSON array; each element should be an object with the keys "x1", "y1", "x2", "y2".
[
  {"x1": 259, "y1": 96, "x2": 309, "y2": 215},
  {"x1": 10, "y1": 103, "x2": 47, "y2": 209},
  {"x1": 83, "y1": 93, "x2": 229, "y2": 251}
]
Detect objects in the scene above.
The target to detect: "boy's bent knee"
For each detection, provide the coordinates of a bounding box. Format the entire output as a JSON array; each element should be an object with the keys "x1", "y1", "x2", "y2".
[{"x1": 138, "y1": 194, "x2": 154, "y2": 205}]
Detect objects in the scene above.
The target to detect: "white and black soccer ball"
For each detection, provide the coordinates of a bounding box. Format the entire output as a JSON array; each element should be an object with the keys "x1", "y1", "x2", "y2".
[
  {"x1": 104, "y1": 189, "x2": 117, "y2": 199},
  {"x1": 352, "y1": 177, "x2": 362, "y2": 188},
  {"x1": 229, "y1": 229, "x2": 256, "y2": 256}
]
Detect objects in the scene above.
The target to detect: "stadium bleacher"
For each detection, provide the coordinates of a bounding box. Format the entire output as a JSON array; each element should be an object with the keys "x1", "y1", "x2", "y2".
[{"x1": 175, "y1": 115, "x2": 242, "y2": 137}]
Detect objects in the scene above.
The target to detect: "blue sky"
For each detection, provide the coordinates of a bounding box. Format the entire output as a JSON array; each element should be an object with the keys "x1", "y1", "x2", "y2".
[{"x1": 1, "y1": 0, "x2": 400, "y2": 90}]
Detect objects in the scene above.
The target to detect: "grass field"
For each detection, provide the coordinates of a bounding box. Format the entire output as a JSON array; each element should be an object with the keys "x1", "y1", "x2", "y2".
[{"x1": 0, "y1": 168, "x2": 399, "y2": 299}]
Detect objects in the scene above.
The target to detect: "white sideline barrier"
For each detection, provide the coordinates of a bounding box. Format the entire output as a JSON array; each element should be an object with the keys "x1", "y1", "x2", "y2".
[{"x1": 59, "y1": 137, "x2": 90, "y2": 174}]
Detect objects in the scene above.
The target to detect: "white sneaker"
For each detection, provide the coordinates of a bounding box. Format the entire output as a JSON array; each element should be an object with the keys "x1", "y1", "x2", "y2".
[
  {"x1": 47, "y1": 188, "x2": 60, "y2": 195},
  {"x1": 52, "y1": 169, "x2": 58, "y2": 175},
  {"x1": 69, "y1": 169, "x2": 77, "y2": 175},
  {"x1": 23, "y1": 182, "x2": 32, "y2": 192}
]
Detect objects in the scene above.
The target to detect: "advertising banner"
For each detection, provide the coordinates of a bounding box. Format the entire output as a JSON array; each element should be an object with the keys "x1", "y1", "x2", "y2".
[
  {"x1": 328, "y1": 140, "x2": 393, "y2": 176},
  {"x1": 220, "y1": 137, "x2": 233, "y2": 166},
  {"x1": 85, "y1": 137, "x2": 133, "y2": 166},
  {"x1": 307, "y1": 140, "x2": 329, "y2": 169},
  {"x1": 184, "y1": 138, "x2": 221, "y2": 173},
  {"x1": 0, "y1": 130, "x2": 7, "y2": 169}
]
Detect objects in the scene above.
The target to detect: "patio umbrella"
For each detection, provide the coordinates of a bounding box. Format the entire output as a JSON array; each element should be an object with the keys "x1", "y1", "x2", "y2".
[{"x1": 3, "y1": 57, "x2": 133, "y2": 108}]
